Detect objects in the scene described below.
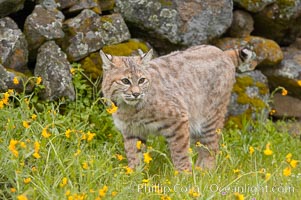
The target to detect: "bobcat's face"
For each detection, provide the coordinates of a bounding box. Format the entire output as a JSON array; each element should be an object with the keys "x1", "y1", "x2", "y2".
[{"x1": 100, "y1": 50, "x2": 153, "y2": 106}]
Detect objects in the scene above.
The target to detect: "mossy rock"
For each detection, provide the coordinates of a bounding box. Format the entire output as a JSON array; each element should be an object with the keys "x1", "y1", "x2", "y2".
[
  {"x1": 226, "y1": 70, "x2": 270, "y2": 129},
  {"x1": 99, "y1": 0, "x2": 115, "y2": 11},
  {"x1": 79, "y1": 39, "x2": 151, "y2": 79}
]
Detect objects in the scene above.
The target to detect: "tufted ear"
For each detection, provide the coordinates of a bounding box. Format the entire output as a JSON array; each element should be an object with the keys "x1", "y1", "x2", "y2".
[
  {"x1": 141, "y1": 49, "x2": 153, "y2": 65},
  {"x1": 99, "y1": 50, "x2": 113, "y2": 71}
]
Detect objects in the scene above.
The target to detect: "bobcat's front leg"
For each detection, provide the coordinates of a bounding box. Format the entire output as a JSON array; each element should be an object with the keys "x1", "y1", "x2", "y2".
[
  {"x1": 123, "y1": 134, "x2": 145, "y2": 169},
  {"x1": 164, "y1": 119, "x2": 191, "y2": 171}
]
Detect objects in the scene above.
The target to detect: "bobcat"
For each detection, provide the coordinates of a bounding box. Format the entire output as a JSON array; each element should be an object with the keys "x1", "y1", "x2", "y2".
[{"x1": 100, "y1": 45, "x2": 255, "y2": 171}]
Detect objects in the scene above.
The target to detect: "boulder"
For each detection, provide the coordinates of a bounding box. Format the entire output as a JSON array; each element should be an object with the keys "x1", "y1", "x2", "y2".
[
  {"x1": 0, "y1": 64, "x2": 33, "y2": 93},
  {"x1": 227, "y1": 10, "x2": 254, "y2": 38},
  {"x1": 252, "y1": 1, "x2": 301, "y2": 45},
  {"x1": 24, "y1": 5, "x2": 65, "y2": 61},
  {"x1": 55, "y1": 0, "x2": 102, "y2": 14},
  {"x1": 261, "y1": 46, "x2": 301, "y2": 99},
  {"x1": 233, "y1": 0, "x2": 276, "y2": 13},
  {"x1": 271, "y1": 93, "x2": 301, "y2": 119},
  {"x1": 214, "y1": 36, "x2": 283, "y2": 68},
  {"x1": 0, "y1": 0, "x2": 25, "y2": 17},
  {"x1": 60, "y1": 9, "x2": 130, "y2": 61},
  {"x1": 100, "y1": 0, "x2": 115, "y2": 11},
  {"x1": 0, "y1": 17, "x2": 28, "y2": 72},
  {"x1": 80, "y1": 39, "x2": 152, "y2": 79},
  {"x1": 227, "y1": 70, "x2": 270, "y2": 128},
  {"x1": 115, "y1": 0, "x2": 233, "y2": 46},
  {"x1": 34, "y1": 41, "x2": 75, "y2": 101}
]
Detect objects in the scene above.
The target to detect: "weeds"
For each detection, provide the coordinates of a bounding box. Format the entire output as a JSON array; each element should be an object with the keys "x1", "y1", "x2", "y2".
[{"x1": 0, "y1": 65, "x2": 300, "y2": 200}]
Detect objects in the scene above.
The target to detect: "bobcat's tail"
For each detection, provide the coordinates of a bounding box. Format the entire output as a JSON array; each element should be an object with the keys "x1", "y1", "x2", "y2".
[{"x1": 224, "y1": 47, "x2": 257, "y2": 72}]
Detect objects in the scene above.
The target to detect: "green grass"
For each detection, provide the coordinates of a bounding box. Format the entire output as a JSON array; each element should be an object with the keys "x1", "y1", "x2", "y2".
[{"x1": 0, "y1": 66, "x2": 300, "y2": 200}]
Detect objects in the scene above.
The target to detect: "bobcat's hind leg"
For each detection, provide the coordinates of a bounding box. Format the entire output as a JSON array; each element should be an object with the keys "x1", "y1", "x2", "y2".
[
  {"x1": 123, "y1": 135, "x2": 146, "y2": 169},
  {"x1": 194, "y1": 115, "x2": 223, "y2": 170}
]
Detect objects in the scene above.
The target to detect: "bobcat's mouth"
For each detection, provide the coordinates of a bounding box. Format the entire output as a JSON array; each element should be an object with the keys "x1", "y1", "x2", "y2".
[{"x1": 123, "y1": 94, "x2": 144, "y2": 105}]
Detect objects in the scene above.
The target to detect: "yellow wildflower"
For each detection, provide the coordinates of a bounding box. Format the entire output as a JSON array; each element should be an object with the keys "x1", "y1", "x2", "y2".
[
  {"x1": 74, "y1": 149, "x2": 81, "y2": 157},
  {"x1": 290, "y1": 160, "x2": 298, "y2": 168},
  {"x1": 36, "y1": 76, "x2": 42, "y2": 85},
  {"x1": 174, "y1": 170, "x2": 179, "y2": 176},
  {"x1": 33, "y1": 152, "x2": 41, "y2": 159},
  {"x1": 10, "y1": 188, "x2": 17, "y2": 193},
  {"x1": 234, "y1": 192, "x2": 244, "y2": 200},
  {"x1": 226, "y1": 154, "x2": 230, "y2": 159},
  {"x1": 2, "y1": 92, "x2": 9, "y2": 105},
  {"x1": 70, "y1": 68, "x2": 76, "y2": 75},
  {"x1": 60, "y1": 177, "x2": 68, "y2": 187},
  {"x1": 8, "y1": 139, "x2": 19, "y2": 157},
  {"x1": 161, "y1": 195, "x2": 171, "y2": 200},
  {"x1": 142, "y1": 179, "x2": 149, "y2": 184},
  {"x1": 31, "y1": 114, "x2": 37, "y2": 120},
  {"x1": 283, "y1": 167, "x2": 291, "y2": 177},
  {"x1": 111, "y1": 191, "x2": 117, "y2": 197},
  {"x1": 265, "y1": 173, "x2": 271, "y2": 180},
  {"x1": 65, "y1": 129, "x2": 71, "y2": 138},
  {"x1": 136, "y1": 140, "x2": 142, "y2": 150},
  {"x1": 87, "y1": 131, "x2": 96, "y2": 142},
  {"x1": 233, "y1": 169, "x2": 240, "y2": 173},
  {"x1": 188, "y1": 188, "x2": 200, "y2": 198},
  {"x1": 81, "y1": 133, "x2": 87, "y2": 140},
  {"x1": 13, "y1": 77, "x2": 19, "y2": 85},
  {"x1": 116, "y1": 154, "x2": 124, "y2": 161},
  {"x1": 297, "y1": 80, "x2": 301, "y2": 87},
  {"x1": 124, "y1": 166, "x2": 133, "y2": 175},
  {"x1": 23, "y1": 177, "x2": 31, "y2": 184},
  {"x1": 263, "y1": 143, "x2": 273, "y2": 156},
  {"x1": 215, "y1": 128, "x2": 222, "y2": 134},
  {"x1": 65, "y1": 190, "x2": 71, "y2": 196},
  {"x1": 196, "y1": 141, "x2": 203, "y2": 147},
  {"x1": 20, "y1": 142, "x2": 26, "y2": 148},
  {"x1": 249, "y1": 146, "x2": 255, "y2": 155},
  {"x1": 143, "y1": 152, "x2": 152, "y2": 164},
  {"x1": 8, "y1": 89, "x2": 14, "y2": 95},
  {"x1": 99, "y1": 185, "x2": 108, "y2": 198},
  {"x1": 42, "y1": 127, "x2": 51, "y2": 138},
  {"x1": 286, "y1": 153, "x2": 292, "y2": 163},
  {"x1": 34, "y1": 141, "x2": 40, "y2": 153},
  {"x1": 106, "y1": 103, "x2": 118, "y2": 114},
  {"x1": 82, "y1": 162, "x2": 89, "y2": 170},
  {"x1": 281, "y1": 88, "x2": 288, "y2": 96},
  {"x1": 17, "y1": 195, "x2": 28, "y2": 200},
  {"x1": 22, "y1": 121, "x2": 30, "y2": 129},
  {"x1": 31, "y1": 166, "x2": 37, "y2": 172},
  {"x1": 0, "y1": 101, "x2": 3, "y2": 109},
  {"x1": 269, "y1": 109, "x2": 276, "y2": 115}
]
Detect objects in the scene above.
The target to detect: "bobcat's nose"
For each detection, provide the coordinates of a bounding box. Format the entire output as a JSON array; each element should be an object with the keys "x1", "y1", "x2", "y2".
[{"x1": 132, "y1": 92, "x2": 140, "y2": 98}]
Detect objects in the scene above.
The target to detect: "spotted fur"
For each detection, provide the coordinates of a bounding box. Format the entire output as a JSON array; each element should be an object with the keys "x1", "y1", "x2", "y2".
[{"x1": 100, "y1": 45, "x2": 253, "y2": 171}]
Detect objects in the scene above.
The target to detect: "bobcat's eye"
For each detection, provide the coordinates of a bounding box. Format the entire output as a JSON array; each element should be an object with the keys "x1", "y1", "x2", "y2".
[
  {"x1": 138, "y1": 78, "x2": 146, "y2": 84},
  {"x1": 121, "y1": 78, "x2": 131, "y2": 85}
]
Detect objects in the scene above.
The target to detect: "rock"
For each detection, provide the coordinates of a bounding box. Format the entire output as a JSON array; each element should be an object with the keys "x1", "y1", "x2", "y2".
[
  {"x1": 24, "y1": 5, "x2": 65, "y2": 61},
  {"x1": 55, "y1": 0, "x2": 102, "y2": 14},
  {"x1": 214, "y1": 36, "x2": 283, "y2": 68},
  {"x1": 0, "y1": 0, "x2": 25, "y2": 17},
  {"x1": 252, "y1": 1, "x2": 301, "y2": 45},
  {"x1": 0, "y1": 17, "x2": 28, "y2": 72},
  {"x1": 0, "y1": 64, "x2": 33, "y2": 93},
  {"x1": 100, "y1": 0, "x2": 115, "y2": 11},
  {"x1": 115, "y1": 0, "x2": 233, "y2": 46},
  {"x1": 60, "y1": 9, "x2": 130, "y2": 61},
  {"x1": 80, "y1": 39, "x2": 152, "y2": 79},
  {"x1": 261, "y1": 46, "x2": 301, "y2": 99},
  {"x1": 227, "y1": 70, "x2": 270, "y2": 128},
  {"x1": 271, "y1": 93, "x2": 301, "y2": 118},
  {"x1": 227, "y1": 10, "x2": 254, "y2": 38},
  {"x1": 34, "y1": 41, "x2": 75, "y2": 101},
  {"x1": 37, "y1": 0, "x2": 59, "y2": 10},
  {"x1": 233, "y1": 0, "x2": 276, "y2": 13}
]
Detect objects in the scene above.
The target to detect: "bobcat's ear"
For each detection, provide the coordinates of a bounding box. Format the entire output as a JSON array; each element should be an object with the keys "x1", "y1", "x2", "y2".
[
  {"x1": 99, "y1": 50, "x2": 113, "y2": 71},
  {"x1": 141, "y1": 49, "x2": 153, "y2": 65}
]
